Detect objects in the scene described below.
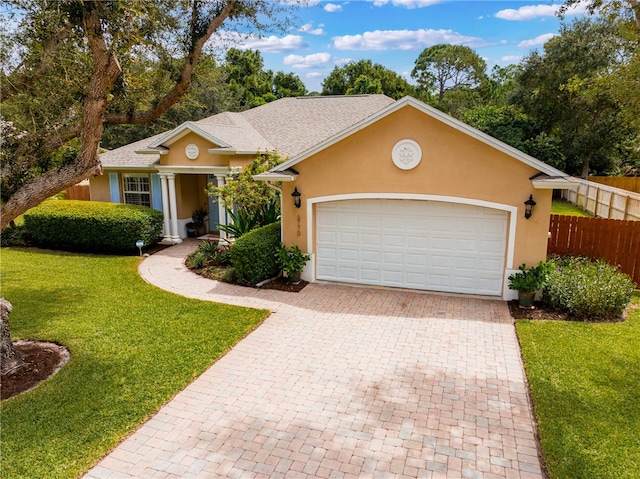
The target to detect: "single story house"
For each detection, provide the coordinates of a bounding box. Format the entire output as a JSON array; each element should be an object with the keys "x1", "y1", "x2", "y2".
[{"x1": 94, "y1": 94, "x2": 576, "y2": 299}]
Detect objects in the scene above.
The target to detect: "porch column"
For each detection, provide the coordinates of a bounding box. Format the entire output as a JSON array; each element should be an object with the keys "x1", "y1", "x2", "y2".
[
  {"x1": 159, "y1": 173, "x2": 172, "y2": 244},
  {"x1": 214, "y1": 174, "x2": 228, "y2": 240},
  {"x1": 167, "y1": 173, "x2": 181, "y2": 243}
]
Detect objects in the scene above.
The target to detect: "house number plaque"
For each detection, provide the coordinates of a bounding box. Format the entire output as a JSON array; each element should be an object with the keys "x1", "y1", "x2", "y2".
[{"x1": 392, "y1": 139, "x2": 422, "y2": 170}]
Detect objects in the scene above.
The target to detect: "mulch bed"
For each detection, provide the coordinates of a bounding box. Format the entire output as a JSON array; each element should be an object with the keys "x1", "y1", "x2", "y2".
[
  {"x1": 507, "y1": 301, "x2": 576, "y2": 321},
  {"x1": 1, "y1": 341, "x2": 70, "y2": 401},
  {"x1": 258, "y1": 277, "x2": 308, "y2": 292}
]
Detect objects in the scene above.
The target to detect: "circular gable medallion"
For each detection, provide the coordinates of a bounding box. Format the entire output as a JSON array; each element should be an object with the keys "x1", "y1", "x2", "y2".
[
  {"x1": 392, "y1": 139, "x2": 422, "y2": 170},
  {"x1": 185, "y1": 143, "x2": 199, "y2": 160}
]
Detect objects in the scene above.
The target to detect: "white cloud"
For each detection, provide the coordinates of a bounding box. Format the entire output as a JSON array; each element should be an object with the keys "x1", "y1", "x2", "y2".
[
  {"x1": 238, "y1": 34, "x2": 307, "y2": 53},
  {"x1": 283, "y1": 52, "x2": 333, "y2": 69},
  {"x1": 370, "y1": 0, "x2": 441, "y2": 7},
  {"x1": 496, "y1": 2, "x2": 588, "y2": 21},
  {"x1": 518, "y1": 33, "x2": 557, "y2": 47},
  {"x1": 306, "y1": 72, "x2": 324, "y2": 78},
  {"x1": 324, "y1": 3, "x2": 342, "y2": 12},
  {"x1": 299, "y1": 23, "x2": 325, "y2": 36},
  {"x1": 333, "y1": 29, "x2": 486, "y2": 51},
  {"x1": 501, "y1": 55, "x2": 523, "y2": 62}
]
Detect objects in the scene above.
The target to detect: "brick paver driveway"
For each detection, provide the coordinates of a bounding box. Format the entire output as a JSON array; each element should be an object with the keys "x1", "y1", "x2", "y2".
[{"x1": 84, "y1": 241, "x2": 543, "y2": 479}]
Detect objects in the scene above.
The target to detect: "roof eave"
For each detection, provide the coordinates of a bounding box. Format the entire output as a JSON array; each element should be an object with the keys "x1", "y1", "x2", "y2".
[{"x1": 267, "y1": 96, "x2": 570, "y2": 179}]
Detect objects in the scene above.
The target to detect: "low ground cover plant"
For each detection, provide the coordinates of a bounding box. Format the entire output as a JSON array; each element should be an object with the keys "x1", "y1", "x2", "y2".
[
  {"x1": 185, "y1": 240, "x2": 234, "y2": 281},
  {"x1": 1, "y1": 248, "x2": 267, "y2": 479},
  {"x1": 544, "y1": 256, "x2": 635, "y2": 320}
]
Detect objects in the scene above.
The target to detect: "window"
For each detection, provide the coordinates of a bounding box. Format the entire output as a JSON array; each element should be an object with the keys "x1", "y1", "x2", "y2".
[{"x1": 122, "y1": 174, "x2": 151, "y2": 207}]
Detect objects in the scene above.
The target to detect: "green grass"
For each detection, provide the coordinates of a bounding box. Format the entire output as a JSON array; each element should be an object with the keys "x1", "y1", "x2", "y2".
[
  {"x1": 516, "y1": 294, "x2": 640, "y2": 479},
  {"x1": 0, "y1": 248, "x2": 267, "y2": 479},
  {"x1": 551, "y1": 199, "x2": 593, "y2": 217}
]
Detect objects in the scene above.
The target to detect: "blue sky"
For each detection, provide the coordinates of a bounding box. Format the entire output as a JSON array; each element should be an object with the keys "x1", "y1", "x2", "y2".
[{"x1": 221, "y1": 0, "x2": 590, "y2": 92}]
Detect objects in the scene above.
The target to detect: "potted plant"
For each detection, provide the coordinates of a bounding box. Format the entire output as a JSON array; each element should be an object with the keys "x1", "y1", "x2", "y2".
[
  {"x1": 191, "y1": 207, "x2": 208, "y2": 235},
  {"x1": 508, "y1": 261, "x2": 552, "y2": 309},
  {"x1": 185, "y1": 222, "x2": 197, "y2": 238},
  {"x1": 278, "y1": 244, "x2": 310, "y2": 283}
]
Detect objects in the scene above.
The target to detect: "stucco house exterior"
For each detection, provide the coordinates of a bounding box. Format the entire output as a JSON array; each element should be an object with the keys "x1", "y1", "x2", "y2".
[{"x1": 94, "y1": 94, "x2": 576, "y2": 299}]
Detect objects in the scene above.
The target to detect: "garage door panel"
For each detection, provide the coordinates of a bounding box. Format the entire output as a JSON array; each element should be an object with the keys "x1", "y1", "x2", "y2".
[
  {"x1": 383, "y1": 252, "x2": 404, "y2": 265},
  {"x1": 316, "y1": 200, "x2": 507, "y2": 295}
]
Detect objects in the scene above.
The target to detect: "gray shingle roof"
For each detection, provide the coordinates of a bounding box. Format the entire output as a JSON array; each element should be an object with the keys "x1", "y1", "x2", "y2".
[{"x1": 99, "y1": 95, "x2": 396, "y2": 168}]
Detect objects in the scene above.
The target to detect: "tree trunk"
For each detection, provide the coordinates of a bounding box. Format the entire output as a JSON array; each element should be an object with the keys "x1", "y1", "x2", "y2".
[{"x1": 1, "y1": 298, "x2": 24, "y2": 375}]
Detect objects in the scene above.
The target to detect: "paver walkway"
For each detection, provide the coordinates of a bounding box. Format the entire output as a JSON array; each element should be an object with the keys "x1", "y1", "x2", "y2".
[{"x1": 84, "y1": 240, "x2": 544, "y2": 479}]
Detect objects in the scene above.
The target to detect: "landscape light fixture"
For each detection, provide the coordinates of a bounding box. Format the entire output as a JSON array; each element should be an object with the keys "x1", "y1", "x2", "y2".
[
  {"x1": 292, "y1": 187, "x2": 301, "y2": 208},
  {"x1": 524, "y1": 195, "x2": 536, "y2": 219}
]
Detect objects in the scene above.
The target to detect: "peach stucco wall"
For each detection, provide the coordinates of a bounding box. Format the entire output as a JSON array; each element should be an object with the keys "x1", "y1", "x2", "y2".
[
  {"x1": 161, "y1": 132, "x2": 254, "y2": 169},
  {"x1": 282, "y1": 105, "x2": 552, "y2": 270},
  {"x1": 89, "y1": 173, "x2": 110, "y2": 202}
]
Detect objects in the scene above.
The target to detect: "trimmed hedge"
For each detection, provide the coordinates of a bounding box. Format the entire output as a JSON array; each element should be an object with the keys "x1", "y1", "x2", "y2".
[
  {"x1": 23, "y1": 200, "x2": 163, "y2": 253},
  {"x1": 230, "y1": 222, "x2": 281, "y2": 286}
]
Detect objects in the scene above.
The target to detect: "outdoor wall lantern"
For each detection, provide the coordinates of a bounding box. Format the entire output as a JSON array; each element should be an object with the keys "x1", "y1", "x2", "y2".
[
  {"x1": 292, "y1": 187, "x2": 301, "y2": 208},
  {"x1": 524, "y1": 195, "x2": 536, "y2": 219}
]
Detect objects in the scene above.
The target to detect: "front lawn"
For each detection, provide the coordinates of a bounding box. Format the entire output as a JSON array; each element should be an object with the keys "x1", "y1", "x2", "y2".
[
  {"x1": 517, "y1": 294, "x2": 640, "y2": 479},
  {"x1": 0, "y1": 248, "x2": 268, "y2": 479}
]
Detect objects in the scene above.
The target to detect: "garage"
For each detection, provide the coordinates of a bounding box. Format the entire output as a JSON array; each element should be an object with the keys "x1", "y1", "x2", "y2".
[{"x1": 315, "y1": 199, "x2": 508, "y2": 295}]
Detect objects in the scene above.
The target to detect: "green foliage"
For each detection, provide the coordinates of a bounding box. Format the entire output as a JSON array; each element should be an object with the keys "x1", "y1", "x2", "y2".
[
  {"x1": 185, "y1": 240, "x2": 232, "y2": 270},
  {"x1": 208, "y1": 151, "x2": 284, "y2": 219},
  {"x1": 0, "y1": 224, "x2": 29, "y2": 247},
  {"x1": 0, "y1": 248, "x2": 266, "y2": 479},
  {"x1": 278, "y1": 243, "x2": 310, "y2": 278},
  {"x1": 191, "y1": 206, "x2": 207, "y2": 227},
  {"x1": 230, "y1": 222, "x2": 281, "y2": 286},
  {"x1": 508, "y1": 261, "x2": 553, "y2": 292},
  {"x1": 411, "y1": 44, "x2": 487, "y2": 103},
  {"x1": 223, "y1": 49, "x2": 306, "y2": 109},
  {"x1": 544, "y1": 256, "x2": 635, "y2": 320},
  {"x1": 512, "y1": 17, "x2": 636, "y2": 176},
  {"x1": 322, "y1": 59, "x2": 416, "y2": 99},
  {"x1": 23, "y1": 200, "x2": 163, "y2": 254}
]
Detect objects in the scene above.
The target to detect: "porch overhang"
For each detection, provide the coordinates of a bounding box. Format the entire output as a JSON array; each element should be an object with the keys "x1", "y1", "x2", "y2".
[
  {"x1": 253, "y1": 169, "x2": 299, "y2": 182},
  {"x1": 530, "y1": 174, "x2": 579, "y2": 190}
]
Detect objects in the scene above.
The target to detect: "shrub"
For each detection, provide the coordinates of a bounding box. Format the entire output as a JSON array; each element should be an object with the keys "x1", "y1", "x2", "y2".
[
  {"x1": 508, "y1": 261, "x2": 553, "y2": 292},
  {"x1": 230, "y1": 222, "x2": 281, "y2": 286},
  {"x1": 23, "y1": 200, "x2": 163, "y2": 254},
  {"x1": 544, "y1": 256, "x2": 636, "y2": 320},
  {"x1": 278, "y1": 243, "x2": 310, "y2": 278},
  {"x1": 185, "y1": 240, "x2": 232, "y2": 269},
  {"x1": 0, "y1": 225, "x2": 30, "y2": 247}
]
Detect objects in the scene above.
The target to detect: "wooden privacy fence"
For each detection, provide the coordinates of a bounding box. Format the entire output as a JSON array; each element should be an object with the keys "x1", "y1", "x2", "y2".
[
  {"x1": 561, "y1": 177, "x2": 640, "y2": 220},
  {"x1": 548, "y1": 214, "x2": 640, "y2": 285},
  {"x1": 589, "y1": 176, "x2": 640, "y2": 194},
  {"x1": 66, "y1": 183, "x2": 90, "y2": 201}
]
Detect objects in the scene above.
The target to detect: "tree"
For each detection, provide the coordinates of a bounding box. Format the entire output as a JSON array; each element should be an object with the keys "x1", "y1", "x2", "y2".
[
  {"x1": 560, "y1": 0, "x2": 640, "y2": 132},
  {"x1": 0, "y1": 1, "x2": 299, "y2": 231},
  {"x1": 0, "y1": 0, "x2": 300, "y2": 370},
  {"x1": 512, "y1": 17, "x2": 635, "y2": 177},
  {"x1": 411, "y1": 44, "x2": 487, "y2": 103},
  {"x1": 207, "y1": 151, "x2": 284, "y2": 216},
  {"x1": 321, "y1": 59, "x2": 415, "y2": 99}
]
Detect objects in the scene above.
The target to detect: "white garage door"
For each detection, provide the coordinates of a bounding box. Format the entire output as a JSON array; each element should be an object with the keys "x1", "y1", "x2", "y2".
[{"x1": 316, "y1": 199, "x2": 508, "y2": 295}]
